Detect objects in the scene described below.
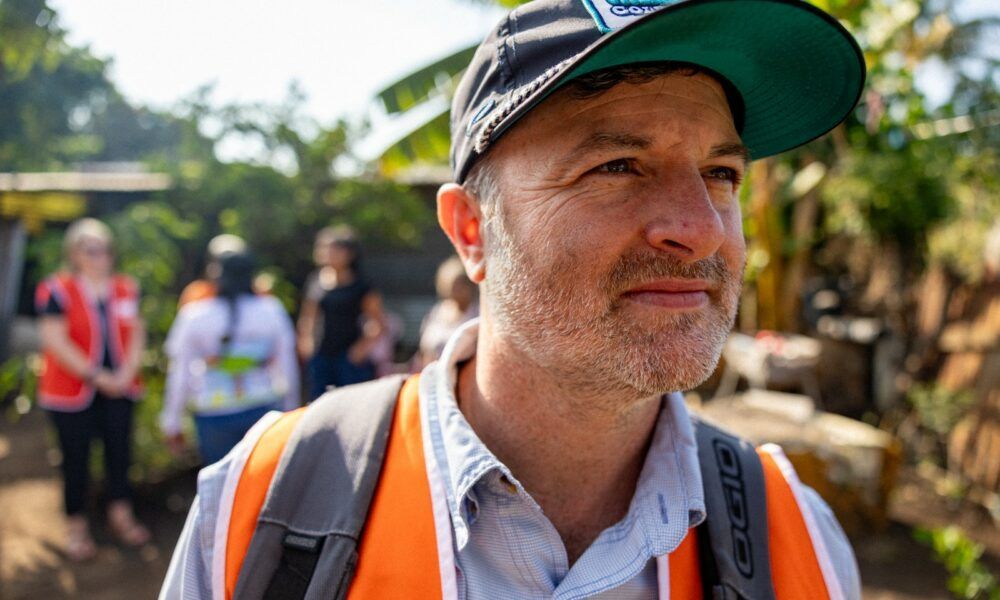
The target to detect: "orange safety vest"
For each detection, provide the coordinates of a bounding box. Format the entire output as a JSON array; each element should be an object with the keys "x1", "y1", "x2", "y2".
[
  {"x1": 35, "y1": 273, "x2": 143, "y2": 411},
  {"x1": 221, "y1": 376, "x2": 840, "y2": 599},
  {"x1": 177, "y1": 279, "x2": 216, "y2": 309}
]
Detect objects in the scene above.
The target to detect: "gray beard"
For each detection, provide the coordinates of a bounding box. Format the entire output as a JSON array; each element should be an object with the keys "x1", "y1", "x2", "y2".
[{"x1": 483, "y1": 217, "x2": 740, "y2": 402}]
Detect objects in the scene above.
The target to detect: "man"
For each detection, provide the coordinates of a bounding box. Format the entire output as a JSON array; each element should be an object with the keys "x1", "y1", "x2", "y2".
[{"x1": 162, "y1": 0, "x2": 865, "y2": 598}]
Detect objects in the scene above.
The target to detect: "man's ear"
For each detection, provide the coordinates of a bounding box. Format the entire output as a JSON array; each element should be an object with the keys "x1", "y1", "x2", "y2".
[{"x1": 437, "y1": 183, "x2": 486, "y2": 283}]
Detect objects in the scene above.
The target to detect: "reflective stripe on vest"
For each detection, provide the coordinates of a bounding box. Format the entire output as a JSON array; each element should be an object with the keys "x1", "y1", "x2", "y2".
[
  {"x1": 222, "y1": 376, "x2": 834, "y2": 598},
  {"x1": 760, "y1": 444, "x2": 845, "y2": 600},
  {"x1": 36, "y1": 274, "x2": 142, "y2": 410}
]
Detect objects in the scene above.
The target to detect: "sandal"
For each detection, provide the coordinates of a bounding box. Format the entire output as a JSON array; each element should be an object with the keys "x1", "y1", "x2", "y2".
[
  {"x1": 107, "y1": 504, "x2": 152, "y2": 547},
  {"x1": 66, "y1": 520, "x2": 98, "y2": 562}
]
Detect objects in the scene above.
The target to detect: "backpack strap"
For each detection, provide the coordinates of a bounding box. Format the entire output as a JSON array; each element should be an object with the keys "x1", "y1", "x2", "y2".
[
  {"x1": 694, "y1": 417, "x2": 777, "y2": 600},
  {"x1": 232, "y1": 374, "x2": 407, "y2": 600}
]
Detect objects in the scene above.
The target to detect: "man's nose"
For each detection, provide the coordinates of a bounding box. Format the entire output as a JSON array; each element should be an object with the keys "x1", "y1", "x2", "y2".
[{"x1": 641, "y1": 169, "x2": 727, "y2": 262}]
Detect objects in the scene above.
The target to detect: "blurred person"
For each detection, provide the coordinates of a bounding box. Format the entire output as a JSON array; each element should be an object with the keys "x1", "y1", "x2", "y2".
[
  {"x1": 177, "y1": 234, "x2": 248, "y2": 308},
  {"x1": 161, "y1": 246, "x2": 298, "y2": 464},
  {"x1": 370, "y1": 309, "x2": 406, "y2": 377},
  {"x1": 163, "y1": 1, "x2": 865, "y2": 597},
  {"x1": 417, "y1": 256, "x2": 479, "y2": 366},
  {"x1": 296, "y1": 225, "x2": 385, "y2": 399},
  {"x1": 35, "y1": 218, "x2": 150, "y2": 561}
]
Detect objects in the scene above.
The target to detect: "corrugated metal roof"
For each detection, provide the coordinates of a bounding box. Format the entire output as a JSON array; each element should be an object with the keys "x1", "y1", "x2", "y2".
[{"x1": 0, "y1": 172, "x2": 171, "y2": 192}]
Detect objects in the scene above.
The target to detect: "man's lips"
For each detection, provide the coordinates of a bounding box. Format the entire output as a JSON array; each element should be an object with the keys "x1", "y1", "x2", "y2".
[{"x1": 620, "y1": 279, "x2": 712, "y2": 310}]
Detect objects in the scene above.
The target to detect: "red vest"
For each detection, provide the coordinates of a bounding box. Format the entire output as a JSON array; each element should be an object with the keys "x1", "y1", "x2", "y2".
[{"x1": 35, "y1": 273, "x2": 143, "y2": 411}]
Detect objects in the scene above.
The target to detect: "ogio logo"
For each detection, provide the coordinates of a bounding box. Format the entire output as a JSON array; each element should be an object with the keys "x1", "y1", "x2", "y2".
[
  {"x1": 713, "y1": 439, "x2": 755, "y2": 578},
  {"x1": 581, "y1": 0, "x2": 680, "y2": 32}
]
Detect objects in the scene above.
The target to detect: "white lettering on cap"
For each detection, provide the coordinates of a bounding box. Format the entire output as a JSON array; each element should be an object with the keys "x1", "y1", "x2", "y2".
[{"x1": 581, "y1": 0, "x2": 679, "y2": 33}]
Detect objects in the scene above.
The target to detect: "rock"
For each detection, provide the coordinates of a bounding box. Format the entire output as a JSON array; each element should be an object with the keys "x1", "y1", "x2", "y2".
[{"x1": 694, "y1": 390, "x2": 901, "y2": 535}]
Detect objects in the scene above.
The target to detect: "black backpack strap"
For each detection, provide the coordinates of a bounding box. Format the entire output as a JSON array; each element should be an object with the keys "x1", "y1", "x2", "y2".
[
  {"x1": 694, "y1": 417, "x2": 777, "y2": 600},
  {"x1": 233, "y1": 374, "x2": 407, "y2": 600}
]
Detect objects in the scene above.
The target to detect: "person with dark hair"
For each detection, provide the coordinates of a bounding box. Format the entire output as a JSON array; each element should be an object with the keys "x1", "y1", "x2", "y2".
[
  {"x1": 176, "y1": 234, "x2": 248, "y2": 308},
  {"x1": 161, "y1": 242, "x2": 299, "y2": 464},
  {"x1": 297, "y1": 225, "x2": 386, "y2": 400},
  {"x1": 36, "y1": 218, "x2": 150, "y2": 561}
]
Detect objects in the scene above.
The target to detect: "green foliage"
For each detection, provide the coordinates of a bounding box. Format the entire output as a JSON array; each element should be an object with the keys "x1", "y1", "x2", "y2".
[
  {"x1": 0, "y1": 0, "x2": 112, "y2": 169},
  {"x1": 159, "y1": 158, "x2": 430, "y2": 311},
  {"x1": 915, "y1": 526, "x2": 1000, "y2": 600},
  {"x1": 105, "y1": 202, "x2": 199, "y2": 339},
  {"x1": 84, "y1": 94, "x2": 194, "y2": 163},
  {"x1": 373, "y1": 0, "x2": 529, "y2": 172},
  {"x1": 24, "y1": 225, "x2": 64, "y2": 277},
  {"x1": 821, "y1": 143, "x2": 955, "y2": 250},
  {"x1": 130, "y1": 362, "x2": 186, "y2": 481},
  {"x1": 379, "y1": 109, "x2": 452, "y2": 176},
  {"x1": 906, "y1": 383, "x2": 976, "y2": 437},
  {"x1": 925, "y1": 145, "x2": 1000, "y2": 283},
  {"x1": 0, "y1": 355, "x2": 37, "y2": 421},
  {"x1": 376, "y1": 45, "x2": 477, "y2": 115},
  {"x1": 0, "y1": 0, "x2": 203, "y2": 170}
]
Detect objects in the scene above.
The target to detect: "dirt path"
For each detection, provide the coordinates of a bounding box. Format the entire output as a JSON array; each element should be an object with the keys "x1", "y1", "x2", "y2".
[
  {"x1": 1, "y1": 405, "x2": 995, "y2": 599},
  {"x1": 0, "y1": 408, "x2": 194, "y2": 600}
]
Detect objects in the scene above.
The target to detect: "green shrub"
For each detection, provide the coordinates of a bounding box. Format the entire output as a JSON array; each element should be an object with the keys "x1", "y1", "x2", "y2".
[{"x1": 915, "y1": 526, "x2": 1000, "y2": 600}]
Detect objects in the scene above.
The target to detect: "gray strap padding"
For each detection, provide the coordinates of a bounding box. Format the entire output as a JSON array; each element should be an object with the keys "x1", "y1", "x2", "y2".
[
  {"x1": 233, "y1": 374, "x2": 407, "y2": 600},
  {"x1": 694, "y1": 417, "x2": 777, "y2": 600}
]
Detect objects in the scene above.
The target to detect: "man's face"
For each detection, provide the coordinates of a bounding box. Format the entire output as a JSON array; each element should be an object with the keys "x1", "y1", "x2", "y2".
[{"x1": 480, "y1": 72, "x2": 747, "y2": 399}]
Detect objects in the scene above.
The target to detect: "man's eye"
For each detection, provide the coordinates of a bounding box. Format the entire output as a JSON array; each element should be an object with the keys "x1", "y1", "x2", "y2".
[
  {"x1": 594, "y1": 159, "x2": 636, "y2": 175},
  {"x1": 706, "y1": 166, "x2": 742, "y2": 184}
]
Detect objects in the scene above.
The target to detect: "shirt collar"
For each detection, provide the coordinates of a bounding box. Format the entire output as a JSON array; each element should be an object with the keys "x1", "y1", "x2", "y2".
[{"x1": 421, "y1": 318, "x2": 706, "y2": 553}]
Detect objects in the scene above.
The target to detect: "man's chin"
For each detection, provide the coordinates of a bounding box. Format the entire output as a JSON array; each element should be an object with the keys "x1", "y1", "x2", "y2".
[
  {"x1": 618, "y1": 350, "x2": 720, "y2": 395},
  {"x1": 607, "y1": 323, "x2": 729, "y2": 395}
]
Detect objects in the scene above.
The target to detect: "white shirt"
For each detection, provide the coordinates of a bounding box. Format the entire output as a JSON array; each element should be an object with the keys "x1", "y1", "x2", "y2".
[{"x1": 160, "y1": 295, "x2": 299, "y2": 435}]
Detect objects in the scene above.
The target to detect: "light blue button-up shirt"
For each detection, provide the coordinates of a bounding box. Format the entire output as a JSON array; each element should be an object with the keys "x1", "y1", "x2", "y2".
[
  {"x1": 160, "y1": 319, "x2": 861, "y2": 599},
  {"x1": 421, "y1": 320, "x2": 706, "y2": 599}
]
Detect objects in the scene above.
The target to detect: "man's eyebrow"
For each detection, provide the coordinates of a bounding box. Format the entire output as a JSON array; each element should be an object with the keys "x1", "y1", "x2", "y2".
[
  {"x1": 556, "y1": 131, "x2": 653, "y2": 177},
  {"x1": 569, "y1": 131, "x2": 653, "y2": 156},
  {"x1": 708, "y1": 142, "x2": 751, "y2": 165}
]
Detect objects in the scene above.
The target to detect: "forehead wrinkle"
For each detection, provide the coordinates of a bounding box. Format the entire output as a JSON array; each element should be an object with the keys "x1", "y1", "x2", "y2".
[
  {"x1": 556, "y1": 73, "x2": 734, "y2": 120},
  {"x1": 707, "y1": 142, "x2": 751, "y2": 165}
]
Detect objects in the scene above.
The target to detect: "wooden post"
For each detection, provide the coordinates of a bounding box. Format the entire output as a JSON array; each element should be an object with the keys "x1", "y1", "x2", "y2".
[
  {"x1": 749, "y1": 159, "x2": 783, "y2": 332},
  {"x1": 0, "y1": 217, "x2": 27, "y2": 361}
]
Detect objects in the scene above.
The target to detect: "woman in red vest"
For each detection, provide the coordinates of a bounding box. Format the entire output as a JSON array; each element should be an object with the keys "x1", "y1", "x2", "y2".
[{"x1": 36, "y1": 218, "x2": 151, "y2": 561}]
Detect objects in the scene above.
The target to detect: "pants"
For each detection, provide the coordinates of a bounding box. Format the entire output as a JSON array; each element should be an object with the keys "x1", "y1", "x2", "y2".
[
  {"x1": 47, "y1": 394, "x2": 134, "y2": 516},
  {"x1": 193, "y1": 402, "x2": 281, "y2": 465},
  {"x1": 308, "y1": 352, "x2": 375, "y2": 401}
]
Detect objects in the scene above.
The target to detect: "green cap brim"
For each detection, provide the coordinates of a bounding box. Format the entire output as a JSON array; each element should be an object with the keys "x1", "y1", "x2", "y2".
[{"x1": 504, "y1": 0, "x2": 866, "y2": 160}]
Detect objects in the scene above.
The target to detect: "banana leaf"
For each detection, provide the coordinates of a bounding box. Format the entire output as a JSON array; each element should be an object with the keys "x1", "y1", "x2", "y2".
[{"x1": 377, "y1": 107, "x2": 453, "y2": 176}]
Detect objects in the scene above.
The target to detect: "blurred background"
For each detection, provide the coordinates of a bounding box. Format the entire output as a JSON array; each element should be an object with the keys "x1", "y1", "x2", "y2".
[{"x1": 0, "y1": 0, "x2": 997, "y2": 598}]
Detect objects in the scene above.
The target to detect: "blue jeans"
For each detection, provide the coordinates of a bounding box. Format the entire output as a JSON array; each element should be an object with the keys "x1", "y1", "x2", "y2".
[
  {"x1": 308, "y1": 353, "x2": 375, "y2": 402},
  {"x1": 194, "y1": 402, "x2": 280, "y2": 465}
]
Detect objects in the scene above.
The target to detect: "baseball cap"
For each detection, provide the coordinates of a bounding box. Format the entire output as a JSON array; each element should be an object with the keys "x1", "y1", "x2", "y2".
[{"x1": 450, "y1": 0, "x2": 866, "y2": 184}]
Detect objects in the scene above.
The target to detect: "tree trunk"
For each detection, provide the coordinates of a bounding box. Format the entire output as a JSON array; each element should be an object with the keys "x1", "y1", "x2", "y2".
[{"x1": 748, "y1": 159, "x2": 784, "y2": 331}]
